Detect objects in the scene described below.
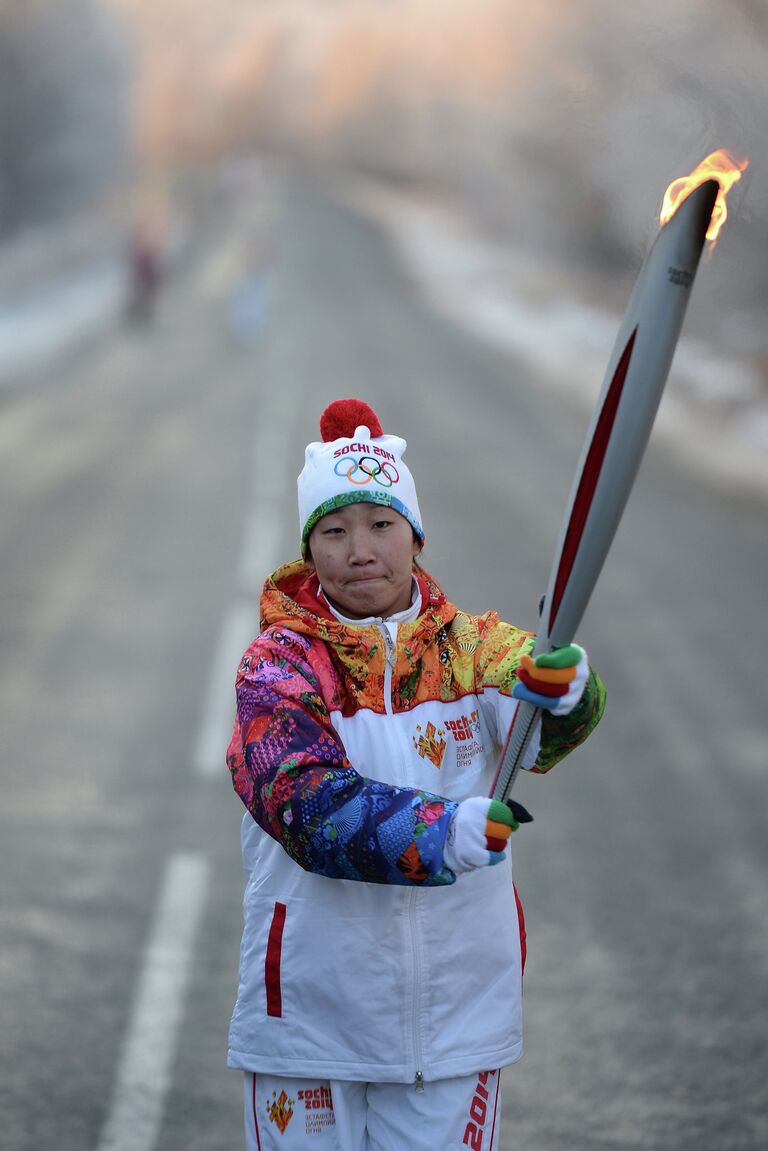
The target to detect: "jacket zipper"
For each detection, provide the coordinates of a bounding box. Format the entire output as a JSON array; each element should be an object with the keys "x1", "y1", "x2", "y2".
[
  {"x1": 380, "y1": 624, "x2": 396, "y2": 718},
  {"x1": 409, "y1": 890, "x2": 425, "y2": 1091},
  {"x1": 380, "y1": 622, "x2": 425, "y2": 1090}
]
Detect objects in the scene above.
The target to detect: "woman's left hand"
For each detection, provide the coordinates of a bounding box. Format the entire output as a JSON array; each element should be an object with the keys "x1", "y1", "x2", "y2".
[{"x1": 512, "y1": 644, "x2": 589, "y2": 716}]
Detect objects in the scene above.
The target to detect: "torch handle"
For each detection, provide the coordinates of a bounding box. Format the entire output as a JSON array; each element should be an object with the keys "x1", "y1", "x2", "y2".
[{"x1": 491, "y1": 698, "x2": 542, "y2": 803}]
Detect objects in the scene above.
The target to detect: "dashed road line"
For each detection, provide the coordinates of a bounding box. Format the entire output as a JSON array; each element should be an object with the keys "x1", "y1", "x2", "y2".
[
  {"x1": 95, "y1": 853, "x2": 210, "y2": 1151},
  {"x1": 197, "y1": 347, "x2": 300, "y2": 778}
]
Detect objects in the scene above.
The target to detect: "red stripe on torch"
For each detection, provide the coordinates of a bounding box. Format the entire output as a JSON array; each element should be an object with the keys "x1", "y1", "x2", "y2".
[{"x1": 548, "y1": 327, "x2": 637, "y2": 634}]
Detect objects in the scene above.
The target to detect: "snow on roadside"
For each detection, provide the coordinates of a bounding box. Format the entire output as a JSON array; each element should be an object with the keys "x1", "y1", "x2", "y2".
[
  {"x1": 0, "y1": 263, "x2": 125, "y2": 384},
  {"x1": 340, "y1": 178, "x2": 768, "y2": 503}
]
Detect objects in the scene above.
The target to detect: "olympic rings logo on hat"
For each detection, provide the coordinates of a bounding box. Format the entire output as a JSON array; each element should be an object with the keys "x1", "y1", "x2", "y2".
[{"x1": 333, "y1": 455, "x2": 400, "y2": 488}]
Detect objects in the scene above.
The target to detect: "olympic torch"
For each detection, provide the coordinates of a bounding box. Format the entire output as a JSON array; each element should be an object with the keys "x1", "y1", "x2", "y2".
[{"x1": 491, "y1": 149, "x2": 748, "y2": 803}]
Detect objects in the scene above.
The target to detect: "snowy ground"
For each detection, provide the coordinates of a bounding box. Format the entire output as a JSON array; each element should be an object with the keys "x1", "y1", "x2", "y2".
[
  {"x1": 0, "y1": 263, "x2": 126, "y2": 380},
  {"x1": 339, "y1": 177, "x2": 768, "y2": 504}
]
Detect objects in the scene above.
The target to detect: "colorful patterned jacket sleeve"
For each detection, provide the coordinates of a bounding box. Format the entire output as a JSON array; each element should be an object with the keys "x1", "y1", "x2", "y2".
[
  {"x1": 227, "y1": 627, "x2": 458, "y2": 886},
  {"x1": 476, "y1": 617, "x2": 606, "y2": 773},
  {"x1": 535, "y1": 667, "x2": 606, "y2": 772}
]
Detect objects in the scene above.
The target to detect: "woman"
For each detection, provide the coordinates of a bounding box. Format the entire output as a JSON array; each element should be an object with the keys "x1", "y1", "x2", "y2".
[{"x1": 227, "y1": 398, "x2": 605, "y2": 1150}]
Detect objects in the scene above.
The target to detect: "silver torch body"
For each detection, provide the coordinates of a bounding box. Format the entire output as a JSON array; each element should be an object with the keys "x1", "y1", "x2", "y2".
[{"x1": 492, "y1": 178, "x2": 719, "y2": 802}]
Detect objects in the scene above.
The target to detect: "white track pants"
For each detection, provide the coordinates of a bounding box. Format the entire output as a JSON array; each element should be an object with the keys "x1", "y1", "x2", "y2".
[{"x1": 244, "y1": 1070, "x2": 502, "y2": 1151}]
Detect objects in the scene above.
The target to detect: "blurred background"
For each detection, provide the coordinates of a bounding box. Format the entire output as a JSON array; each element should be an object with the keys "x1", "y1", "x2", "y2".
[{"x1": 2, "y1": 2, "x2": 767, "y2": 1149}]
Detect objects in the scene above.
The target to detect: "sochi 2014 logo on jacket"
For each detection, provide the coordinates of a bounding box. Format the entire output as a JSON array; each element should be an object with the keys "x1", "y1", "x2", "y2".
[
  {"x1": 444, "y1": 710, "x2": 483, "y2": 768},
  {"x1": 413, "y1": 711, "x2": 483, "y2": 770},
  {"x1": 297, "y1": 1086, "x2": 336, "y2": 1136},
  {"x1": 412, "y1": 721, "x2": 446, "y2": 767},
  {"x1": 266, "y1": 1089, "x2": 295, "y2": 1134}
]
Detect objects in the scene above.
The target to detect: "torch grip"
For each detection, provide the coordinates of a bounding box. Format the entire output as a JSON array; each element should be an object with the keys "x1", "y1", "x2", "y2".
[{"x1": 491, "y1": 697, "x2": 542, "y2": 802}]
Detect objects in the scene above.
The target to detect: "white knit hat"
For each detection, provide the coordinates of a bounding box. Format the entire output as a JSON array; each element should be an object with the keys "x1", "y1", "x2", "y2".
[{"x1": 298, "y1": 398, "x2": 424, "y2": 556}]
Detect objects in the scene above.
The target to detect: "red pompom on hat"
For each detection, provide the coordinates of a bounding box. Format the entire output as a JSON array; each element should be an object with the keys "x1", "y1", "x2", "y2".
[{"x1": 320, "y1": 398, "x2": 384, "y2": 442}]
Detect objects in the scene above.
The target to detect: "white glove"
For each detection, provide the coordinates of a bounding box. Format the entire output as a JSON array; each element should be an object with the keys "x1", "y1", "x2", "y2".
[{"x1": 443, "y1": 796, "x2": 532, "y2": 875}]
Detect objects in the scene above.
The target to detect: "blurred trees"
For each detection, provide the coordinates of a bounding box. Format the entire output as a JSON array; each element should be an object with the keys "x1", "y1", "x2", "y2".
[
  {"x1": 6, "y1": 0, "x2": 760, "y2": 343},
  {"x1": 0, "y1": 0, "x2": 130, "y2": 237},
  {"x1": 181, "y1": 0, "x2": 765, "y2": 338},
  {"x1": 4, "y1": 0, "x2": 765, "y2": 279}
]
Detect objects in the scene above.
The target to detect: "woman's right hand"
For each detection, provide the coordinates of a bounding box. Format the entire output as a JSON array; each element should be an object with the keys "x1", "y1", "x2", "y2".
[{"x1": 443, "y1": 796, "x2": 532, "y2": 875}]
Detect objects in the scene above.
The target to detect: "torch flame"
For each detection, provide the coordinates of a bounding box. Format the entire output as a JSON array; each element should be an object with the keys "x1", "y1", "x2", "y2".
[{"x1": 660, "y1": 149, "x2": 748, "y2": 245}]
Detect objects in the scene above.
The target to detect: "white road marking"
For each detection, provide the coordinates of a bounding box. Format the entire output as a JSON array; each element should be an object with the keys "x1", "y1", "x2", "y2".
[
  {"x1": 95, "y1": 853, "x2": 210, "y2": 1151},
  {"x1": 195, "y1": 342, "x2": 301, "y2": 777},
  {"x1": 194, "y1": 601, "x2": 260, "y2": 779},
  {"x1": 237, "y1": 497, "x2": 284, "y2": 593},
  {"x1": 236, "y1": 359, "x2": 297, "y2": 593}
]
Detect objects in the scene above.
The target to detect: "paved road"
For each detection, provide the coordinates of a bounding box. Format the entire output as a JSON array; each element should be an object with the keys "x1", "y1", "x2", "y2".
[{"x1": 1, "y1": 164, "x2": 766, "y2": 1151}]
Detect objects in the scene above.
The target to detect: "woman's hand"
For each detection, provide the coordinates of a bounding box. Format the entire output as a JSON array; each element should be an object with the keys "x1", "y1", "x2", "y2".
[
  {"x1": 443, "y1": 796, "x2": 533, "y2": 875},
  {"x1": 513, "y1": 644, "x2": 589, "y2": 716}
]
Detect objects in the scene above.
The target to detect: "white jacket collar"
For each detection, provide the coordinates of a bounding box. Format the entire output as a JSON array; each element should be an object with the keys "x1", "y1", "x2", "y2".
[{"x1": 319, "y1": 576, "x2": 422, "y2": 628}]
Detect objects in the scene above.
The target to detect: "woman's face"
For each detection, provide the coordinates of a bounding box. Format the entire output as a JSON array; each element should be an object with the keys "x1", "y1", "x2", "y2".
[{"x1": 307, "y1": 502, "x2": 420, "y2": 620}]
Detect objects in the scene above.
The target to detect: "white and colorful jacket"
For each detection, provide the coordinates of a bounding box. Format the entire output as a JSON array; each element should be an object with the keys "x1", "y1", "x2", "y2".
[{"x1": 227, "y1": 560, "x2": 605, "y2": 1084}]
